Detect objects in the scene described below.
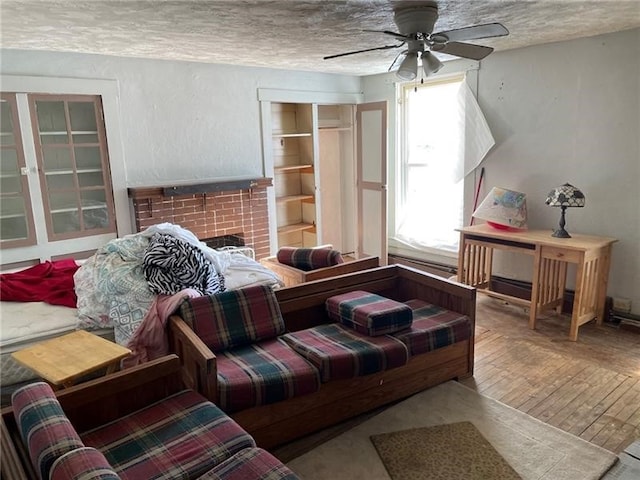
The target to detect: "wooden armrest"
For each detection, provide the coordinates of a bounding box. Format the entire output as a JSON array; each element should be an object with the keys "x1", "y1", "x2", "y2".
[
  {"x1": 168, "y1": 315, "x2": 218, "y2": 403},
  {"x1": 262, "y1": 255, "x2": 380, "y2": 288},
  {"x1": 1, "y1": 355, "x2": 187, "y2": 452},
  {"x1": 303, "y1": 256, "x2": 380, "y2": 282},
  {"x1": 1, "y1": 415, "x2": 30, "y2": 480},
  {"x1": 55, "y1": 355, "x2": 184, "y2": 431}
]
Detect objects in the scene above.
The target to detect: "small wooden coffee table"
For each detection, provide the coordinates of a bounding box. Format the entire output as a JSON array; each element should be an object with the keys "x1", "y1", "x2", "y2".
[{"x1": 11, "y1": 330, "x2": 131, "y2": 389}]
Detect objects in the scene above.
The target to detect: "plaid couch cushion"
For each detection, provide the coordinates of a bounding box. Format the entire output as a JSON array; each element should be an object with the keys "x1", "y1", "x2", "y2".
[
  {"x1": 196, "y1": 448, "x2": 300, "y2": 480},
  {"x1": 217, "y1": 338, "x2": 321, "y2": 413},
  {"x1": 390, "y1": 299, "x2": 472, "y2": 356},
  {"x1": 281, "y1": 324, "x2": 408, "y2": 382},
  {"x1": 326, "y1": 290, "x2": 413, "y2": 336},
  {"x1": 80, "y1": 390, "x2": 255, "y2": 480},
  {"x1": 12, "y1": 382, "x2": 85, "y2": 480},
  {"x1": 50, "y1": 447, "x2": 121, "y2": 480},
  {"x1": 276, "y1": 247, "x2": 343, "y2": 271},
  {"x1": 179, "y1": 285, "x2": 285, "y2": 352}
]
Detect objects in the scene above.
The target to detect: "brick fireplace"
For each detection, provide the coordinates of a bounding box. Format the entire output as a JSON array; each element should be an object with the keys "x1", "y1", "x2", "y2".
[{"x1": 128, "y1": 178, "x2": 272, "y2": 260}]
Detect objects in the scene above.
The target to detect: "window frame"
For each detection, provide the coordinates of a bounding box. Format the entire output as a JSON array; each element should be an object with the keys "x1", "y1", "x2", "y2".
[
  {"x1": 395, "y1": 73, "x2": 467, "y2": 258},
  {"x1": 0, "y1": 75, "x2": 129, "y2": 265},
  {"x1": 29, "y1": 94, "x2": 117, "y2": 241},
  {"x1": 0, "y1": 93, "x2": 37, "y2": 248}
]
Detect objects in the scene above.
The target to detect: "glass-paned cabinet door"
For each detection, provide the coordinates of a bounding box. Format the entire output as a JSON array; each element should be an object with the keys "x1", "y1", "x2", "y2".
[
  {"x1": 0, "y1": 93, "x2": 36, "y2": 248},
  {"x1": 29, "y1": 94, "x2": 116, "y2": 240}
]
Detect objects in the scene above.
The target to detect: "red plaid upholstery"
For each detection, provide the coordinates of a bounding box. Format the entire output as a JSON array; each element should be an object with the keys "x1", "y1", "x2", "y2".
[
  {"x1": 12, "y1": 382, "x2": 85, "y2": 480},
  {"x1": 217, "y1": 339, "x2": 320, "y2": 413},
  {"x1": 179, "y1": 285, "x2": 285, "y2": 352},
  {"x1": 276, "y1": 247, "x2": 344, "y2": 271},
  {"x1": 197, "y1": 448, "x2": 300, "y2": 480},
  {"x1": 81, "y1": 390, "x2": 255, "y2": 480},
  {"x1": 50, "y1": 447, "x2": 121, "y2": 480},
  {"x1": 326, "y1": 290, "x2": 413, "y2": 336},
  {"x1": 281, "y1": 324, "x2": 408, "y2": 382},
  {"x1": 390, "y1": 299, "x2": 472, "y2": 355}
]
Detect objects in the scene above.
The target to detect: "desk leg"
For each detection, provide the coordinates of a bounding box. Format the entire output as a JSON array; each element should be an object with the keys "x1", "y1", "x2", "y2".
[
  {"x1": 569, "y1": 256, "x2": 587, "y2": 341},
  {"x1": 457, "y1": 233, "x2": 466, "y2": 283},
  {"x1": 529, "y1": 246, "x2": 542, "y2": 330},
  {"x1": 595, "y1": 245, "x2": 613, "y2": 326}
]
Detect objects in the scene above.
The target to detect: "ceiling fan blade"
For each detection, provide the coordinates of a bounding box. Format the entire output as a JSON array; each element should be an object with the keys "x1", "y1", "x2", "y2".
[
  {"x1": 436, "y1": 23, "x2": 509, "y2": 43},
  {"x1": 388, "y1": 50, "x2": 408, "y2": 71},
  {"x1": 363, "y1": 29, "x2": 409, "y2": 40},
  {"x1": 324, "y1": 43, "x2": 404, "y2": 60},
  {"x1": 438, "y1": 41, "x2": 494, "y2": 60}
]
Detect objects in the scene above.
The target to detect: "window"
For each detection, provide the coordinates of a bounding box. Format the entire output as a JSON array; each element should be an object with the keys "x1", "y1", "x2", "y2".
[
  {"x1": 1, "y1": 90, "x2": 119, "y2": 264},
  {"x1": 395, "y1": 76, "x2": 465, "y2": 254},
  {"x1": 394, "y1": 74, "x2": 494, "y2": 257},
  {"x1": 0, "y1": 94, "x2": 36, "y2": 247},
  {"x1": 29, "y1": 94, "x2": 116, "y2": 240}
]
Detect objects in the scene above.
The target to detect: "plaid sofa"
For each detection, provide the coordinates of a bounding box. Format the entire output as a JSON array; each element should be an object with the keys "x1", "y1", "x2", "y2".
[
  {"x1": 179, "y1": 285, "x2": 321, "y2": 413},
  {"x1": 11, "y1": 382, "x2": 299, "y2": 480},
  {"x1": 176, "y1": 284, "x2": 472, "y2": 413}
]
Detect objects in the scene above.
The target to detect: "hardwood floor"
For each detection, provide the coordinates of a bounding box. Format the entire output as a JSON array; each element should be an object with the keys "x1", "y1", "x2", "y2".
[{"x1": 460, "y1": 294, "x2": 640, "y2": 455}]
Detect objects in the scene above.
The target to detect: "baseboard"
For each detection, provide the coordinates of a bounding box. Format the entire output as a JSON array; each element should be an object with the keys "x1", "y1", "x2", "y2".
[
  {"x1": 388, "y1": 254, "x2": 614, "y2": 323},
  {"x1": 387, "y1": 254, "x2": 455, "y2": 279}
]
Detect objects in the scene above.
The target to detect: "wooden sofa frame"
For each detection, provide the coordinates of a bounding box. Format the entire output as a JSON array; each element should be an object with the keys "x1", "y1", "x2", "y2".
[
  {"x1": 260, "y1": 255, "x2": 380, "y2": 287},
  {"x1": 169, "y1": 264, "x2": 476, "y2": 449},
  {"x1": 1, "y1": 355, "x2": 185, "y2": 480}
]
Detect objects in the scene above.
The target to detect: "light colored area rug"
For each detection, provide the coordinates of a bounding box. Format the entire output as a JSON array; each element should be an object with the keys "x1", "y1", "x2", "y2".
[
  {"x1": 286, "y1": 380, "x2": 618, "y2": 480},
  {"x1": 371, "y1": 421, "x2": 522, "y2": 480}
]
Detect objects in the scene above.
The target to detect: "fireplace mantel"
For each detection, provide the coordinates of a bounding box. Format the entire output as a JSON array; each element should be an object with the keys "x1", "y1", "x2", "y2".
[
  {"x1": 128, "y1": 177, "x2": 273, "y2": 259},
  {"x1": 127, "y1": 177, "x2": 272, "y2": 199}
]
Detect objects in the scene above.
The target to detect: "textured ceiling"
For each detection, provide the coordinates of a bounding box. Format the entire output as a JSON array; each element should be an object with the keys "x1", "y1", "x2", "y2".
[{"x1": 2, "y1": 0, "x2": 639, "y2": 76}]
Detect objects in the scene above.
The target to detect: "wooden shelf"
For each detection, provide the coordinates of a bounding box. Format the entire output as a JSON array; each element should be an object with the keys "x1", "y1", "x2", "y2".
[
  {"x1": 275, "y1": 164, "x2": 313, "y2": 173},
  {"x1": 318, "y1": 126, "x2": 352, "y2": 132},
  {"x1": 273, "y1": 132, "x2": 312, "y2": 138},
  {"x1": 276, "y1": 194, "x2": 315, "y2": 204},
  {"x1": 278, "y1": 223, "x2": 315, "y2": 235}
]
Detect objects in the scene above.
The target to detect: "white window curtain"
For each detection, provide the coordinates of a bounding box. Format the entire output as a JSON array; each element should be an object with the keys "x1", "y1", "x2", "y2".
[{"x1": 394, "y1": 78, "x2": 495, "y2": 253}]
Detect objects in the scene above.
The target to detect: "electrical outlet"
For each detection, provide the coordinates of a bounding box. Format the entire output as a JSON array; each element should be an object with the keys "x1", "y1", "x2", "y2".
[{"x1": 612, "y1": 297, "x2": 632, "y2": 313}]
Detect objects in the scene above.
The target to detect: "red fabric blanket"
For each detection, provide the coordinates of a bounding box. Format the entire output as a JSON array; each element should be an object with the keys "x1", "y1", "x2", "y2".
[{"x1": 0, "y1": 259, "x2": 79, "y2": 307}]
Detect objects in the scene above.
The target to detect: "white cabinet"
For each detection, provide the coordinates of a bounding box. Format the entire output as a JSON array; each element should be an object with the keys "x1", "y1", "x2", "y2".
[{"x1": 267, "y1": 102, "x2": 356, "y2": 253}]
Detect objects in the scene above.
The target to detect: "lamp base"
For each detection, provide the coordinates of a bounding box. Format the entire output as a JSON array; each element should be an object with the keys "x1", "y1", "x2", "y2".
[
  {"x1": 551, "y1": 205, "x2": 571, "y2": 238},
  {"x1": 551, "y1": 228, "x2": 571, "y2": 238}
]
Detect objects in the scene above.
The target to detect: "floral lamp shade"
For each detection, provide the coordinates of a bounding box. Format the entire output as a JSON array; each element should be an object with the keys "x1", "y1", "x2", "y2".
[
  {"x1": 545, "y1": 183, "x2": 585, "y2": 238},
  {"x1": 472, "y1": 187, "x2": 528, "y2": 230}
]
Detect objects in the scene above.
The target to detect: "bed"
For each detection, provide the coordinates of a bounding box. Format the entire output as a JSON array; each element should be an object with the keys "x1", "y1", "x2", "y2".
[{"x1": 0, "y1": 223, "x2": 283, "y2": 397}]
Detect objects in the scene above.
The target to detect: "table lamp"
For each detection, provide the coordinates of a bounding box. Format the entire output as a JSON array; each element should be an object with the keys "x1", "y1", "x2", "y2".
[
  {"x1": 472, "y1": 187, "x2": 528, "y2": 230},
  {"x1": 545, "y1": 183, "x2": 585, "y2": 238}
]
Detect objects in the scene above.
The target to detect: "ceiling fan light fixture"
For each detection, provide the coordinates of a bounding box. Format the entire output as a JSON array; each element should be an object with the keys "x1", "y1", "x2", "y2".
[
  {"x1": 396, "y1": 52, "x2": 418, "y2": 81},
  {"x1": 422, "y1": 51, "x2": 443, "y2": 75}
]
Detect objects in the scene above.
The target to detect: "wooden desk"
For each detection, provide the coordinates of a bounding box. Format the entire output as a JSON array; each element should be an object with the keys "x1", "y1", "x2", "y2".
[
  {"x1": 457, "y1": 225, "x2": 617, "y2": 340},
  {"x1": 11, "y1": 330, "x2": 131, "y2": 388}
]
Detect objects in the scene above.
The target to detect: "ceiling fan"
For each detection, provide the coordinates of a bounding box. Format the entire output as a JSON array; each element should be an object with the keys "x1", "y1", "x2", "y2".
[{"x1": 324, "y1": 2, "x2": 509, "y2": 80}]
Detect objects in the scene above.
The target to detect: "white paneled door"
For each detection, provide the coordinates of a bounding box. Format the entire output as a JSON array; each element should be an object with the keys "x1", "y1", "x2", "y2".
[{"x1": 356, "y1": 101, "x2": 387, "y2": 265}]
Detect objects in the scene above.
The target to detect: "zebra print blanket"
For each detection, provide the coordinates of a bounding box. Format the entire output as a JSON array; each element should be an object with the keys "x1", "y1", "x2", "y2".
[{"x1": 143, "y1": 233, "x2": 225, "y2": 296}]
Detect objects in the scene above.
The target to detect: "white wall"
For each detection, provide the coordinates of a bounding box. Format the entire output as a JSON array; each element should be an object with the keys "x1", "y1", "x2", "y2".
[
  {"x1": 0, "y1": 49, "x2": 361, "y2": 186},
  {"x1": 364, "y1": 28, "x2": 640, "y2": 314},
  {"x1": 2, "y1": 28, "x2": 638, "y2": 312},
  {"x1": 477, "y1": 28, "x2": 639, "y2": 313}
]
